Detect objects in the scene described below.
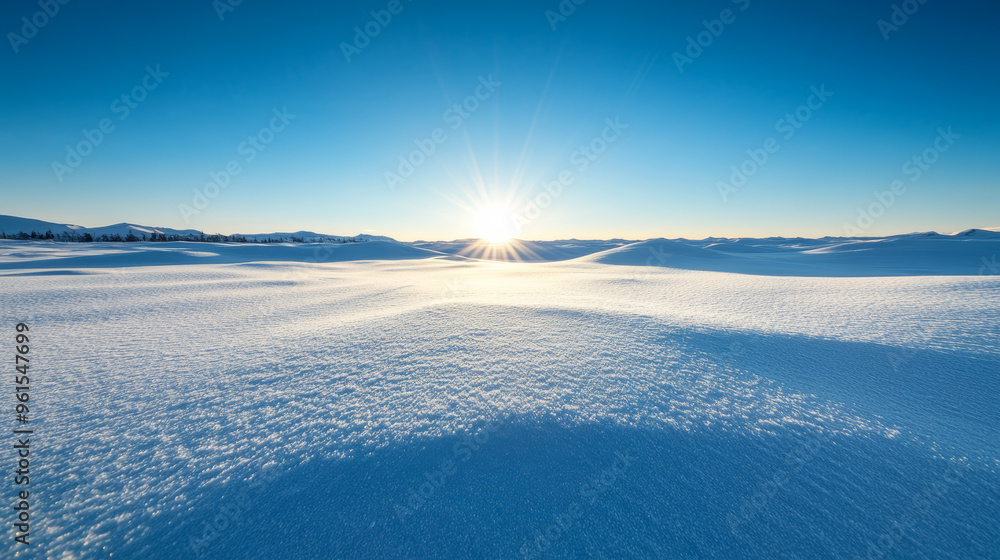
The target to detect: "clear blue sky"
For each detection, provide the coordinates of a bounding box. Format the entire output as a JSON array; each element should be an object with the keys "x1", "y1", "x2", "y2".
[{"x1": 1, "y1": 0, "x2": 997, "y2": 240}]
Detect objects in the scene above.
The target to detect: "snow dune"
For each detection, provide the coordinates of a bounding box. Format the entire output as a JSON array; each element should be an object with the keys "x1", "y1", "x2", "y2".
[
  {"x1": 3, "y1": 229, "x2": 999, "y2": 278},
  {"x1": 581, "y1": 233, "x2": 1000, "y2": 276},
  {"x1": 1, "y1": 239, "x2": 998, "y2": 559},
  {"x1": 0, "y1": 241, "x2": 441, "y2": 271}
]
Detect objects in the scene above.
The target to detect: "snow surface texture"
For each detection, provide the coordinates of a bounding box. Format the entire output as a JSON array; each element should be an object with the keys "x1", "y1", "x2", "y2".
[{"x1": 2, "y1": 239, "x2": 999, "y2": 559}]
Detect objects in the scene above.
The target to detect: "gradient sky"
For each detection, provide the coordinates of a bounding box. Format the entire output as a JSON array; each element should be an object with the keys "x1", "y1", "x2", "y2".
[{"x1": 1, "y1": 0, "x2": 997, "y2": 240}]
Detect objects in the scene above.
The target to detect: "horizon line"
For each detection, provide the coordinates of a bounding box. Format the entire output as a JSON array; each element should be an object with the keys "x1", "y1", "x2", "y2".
[{"x1": 2, "y1": 214, "x2": 998, "y2": 244}]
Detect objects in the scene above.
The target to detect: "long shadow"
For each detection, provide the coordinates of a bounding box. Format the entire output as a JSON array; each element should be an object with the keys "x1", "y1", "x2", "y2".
[
  {"x1": 101, "y1": 417, "x2": 998, "y2": 560},
  {"x1": 21, "y1": 306, "x2": 1000, "y2": 559},
  {"x1": 674, "y1": 328, "x2": 1000, "y2": 458}
]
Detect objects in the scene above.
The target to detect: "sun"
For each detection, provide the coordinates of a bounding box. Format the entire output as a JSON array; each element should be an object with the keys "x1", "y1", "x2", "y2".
[{"x1": 473, "y1": 205, "x2": 516, "y2": 244}]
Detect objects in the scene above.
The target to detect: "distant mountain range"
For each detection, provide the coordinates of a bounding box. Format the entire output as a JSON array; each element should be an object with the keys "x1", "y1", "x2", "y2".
[
  {"x1": 0, "y1": 215, "x2": 395, "y2": 243},
  {"x1": 1, "y1": 215, "x2": 998, "y2": 245}
]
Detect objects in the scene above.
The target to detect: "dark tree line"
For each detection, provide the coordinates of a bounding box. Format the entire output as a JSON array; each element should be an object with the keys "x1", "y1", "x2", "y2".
[{"x1": 0, "y1": 229, "x2": 366, "y2": 244}]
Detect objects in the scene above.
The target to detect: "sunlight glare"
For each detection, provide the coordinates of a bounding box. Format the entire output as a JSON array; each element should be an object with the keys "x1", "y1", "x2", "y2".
[{"x1": 473, "y1": 205, "x2": 516, "y2": 244}]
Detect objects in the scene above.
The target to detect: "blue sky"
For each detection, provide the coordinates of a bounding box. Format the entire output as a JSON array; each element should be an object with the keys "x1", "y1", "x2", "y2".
[{"x1": 1, "y1": 0, "x2": 997, "y2": 240}]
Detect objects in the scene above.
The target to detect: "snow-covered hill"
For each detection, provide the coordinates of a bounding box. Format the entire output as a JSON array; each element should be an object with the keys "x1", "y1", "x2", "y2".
[{"x1": 578, "y1": 234, "x2": 1000, "y2": 276}]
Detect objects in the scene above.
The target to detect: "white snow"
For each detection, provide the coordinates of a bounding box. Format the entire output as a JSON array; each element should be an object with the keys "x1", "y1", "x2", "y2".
[{"x1": 1, "y1": 235, "x2": 998, "y2": 559}]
